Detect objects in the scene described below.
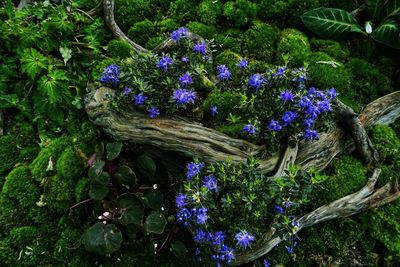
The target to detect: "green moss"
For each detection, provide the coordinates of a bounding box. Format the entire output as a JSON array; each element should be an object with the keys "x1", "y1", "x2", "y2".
[
  {"x1": 0, "y1": 135, "x2": 18, "y2": 179},
  {"x1": 9, "y1": 226, "x2": 39, "y2": 248},
  {"x1": 369, "y1": 125, "x2": 400, "y2": 161},
  {"x1": 107, "y1": 40, "x2": 133, "y2": 59},
  {"x1": 345, "y1": 58, "x2": 392, "y2": 106},
  {"x1": 56, "y1": 147, "x2": 85, "y2": 180},
  {"x1": 168, "y1": 0, "x2": 197, "y2": 23},
  {"x1": 157, "y1": 18, "x2": 180, "y2": 34},
  {"x1": 2, "y1": 166, "x2": 40, "y2": 209},
  {"x1": 75, "y1": 177, "x2": 90, "y2": 202},
  {"x1": 44, "y1": 175, "x2": 75, "y2": 213},
  {"x1": 10, "y1": 121, "x2": 37, "y2": 146},
  {"x1": 203, "y1": 90, "x2": 242, "y2": 121},
  {"x1": 215, "y1": 28, "x2": 243, "y2": 53},
  {"x1": 276, "y1": 29, "x2": 310, "y2": 67},
  {"x1": 114, "y1": 0, "x2": 153, "y2": 32},
  {"x1": 243, "y1": 22, "x2": 280, "y2": 62},
  {"x1": 186, "y1": 21, "x2": 217, "y2": 40},
  {"x1": 146, "y1": 36, "x2": 165, "y2": 50},
  {"x1": 247, "y1": 60, "x2": 272, "y2": 74},
  {"x1": 199, "y1": 0, "x2": 222, "y2": 26},
  {"x1": 310, "y1": 38, "x2": 350, "y2": 62},
  {"x1": 214, "y1": 50, "x2": 243, "y2": 77},
  {"x1": 53, "y1": 228, "x2": 83, "y2": 262},
  {"x1": 18, "y1": 146, "x2": 40, "y2": 163},
  {"x1": 223, "y1": 0, "x2": 257, "y2": 28},
  {"x1": 215, "y1": 124, "x2": 243, "y2": 139},
  {"x1": 127, "y1": 19, "x2": 156, "y2": 47},
  {"x1": 30, "y1": 136, "x2": 70, "y2": 182}
]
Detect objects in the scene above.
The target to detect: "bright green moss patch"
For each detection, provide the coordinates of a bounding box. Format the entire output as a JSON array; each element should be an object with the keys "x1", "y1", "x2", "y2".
[
  {"x1": 44, "y1": 175, "x2": 75, "y2": 213},
  {"x1": 214, "y1": 50, "x2": 243, "y2": 77},
  {"x1": 56, "y1": 147, "x2": 86, "y2": 180},
  {"x1": 186, "y1": 21, "x2": 217, "y2": 40},
  {"x1": 310, "y1": 38, "x2": 350, "y2": 62},
  {"x1": 203, "y1": 90, "x2": 241, "y2": 122},
  {"x1": 127, "y1": 19, "x2": 156, "y2": 47},
  {"x1": 215, "y1": 28, "x2": 243, "y2": 53},
  {"x1": 53, "y1": 228, "x2": 83, "y2": 262},
  {"x1": 75, "y1": 177, "x2": 90, "y2": 202},
  {"x1": 276, "y1": 28, "x2": 310, "y2": 67},
  {"x1": 199, "y1": 0, "x2": 222, "y2": 26},
  {"x1": 107, "y1": 40, "x2": 134, "y2": 59},
  {"x1": 223, "y1": 0, "x2": 257, "y2": 28}
]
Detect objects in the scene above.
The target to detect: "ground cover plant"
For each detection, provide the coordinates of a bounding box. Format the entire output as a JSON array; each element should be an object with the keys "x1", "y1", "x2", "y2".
[{"x1": 0, "y1": 0, "x2": 400, "y2": 266}]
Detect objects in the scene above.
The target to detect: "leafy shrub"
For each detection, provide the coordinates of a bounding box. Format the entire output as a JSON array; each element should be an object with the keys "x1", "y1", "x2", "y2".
[
  {"x1": 168, "y1": 0, "x2": 197, "y2": 24},
  {"x1": 223, "y1": 0, "x2": 257, "y2": 28},
  {"x1": 276, "y1": 29, "x2": 311, "y2": 67}
]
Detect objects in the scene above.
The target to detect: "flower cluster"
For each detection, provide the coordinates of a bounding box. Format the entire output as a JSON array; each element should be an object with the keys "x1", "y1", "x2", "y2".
[
  {"x1": 173, "y1": 89, "x2": 197, "y2": 105},
  {"x1": 99, "y1": 64, "x2": 120, "y2": 85},
  {"x1": 170, "y1": 27, "x2": 189, "y2": 42},
  {"x1": 157, "y1": 56, "x2": 173, "y2": 72},
  {"x1": 217, "y1": 65, "x2": 231, "y2": 81}
]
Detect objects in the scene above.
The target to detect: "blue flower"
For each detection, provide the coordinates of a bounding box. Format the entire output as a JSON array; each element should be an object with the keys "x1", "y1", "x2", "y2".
[
  {"x1": 326, "y1": 87, "x2": 337, "y2": 99},
  {"x1": 175, "y1": 193, "x2": 186, "y2": 208},
  {"x1": 275, "y1": 66, "x2": 286, "y2": 77},
  {"x1": 173, "y1": 88, "x2": 197, "y2": 105},
  {"x1": 248, "y1": 74, "x2": 264, "y2": 91},
  {"x1": 263, "y1": 259, "x2": 271, "y2": 267},
  {"x1": 237, "y1": 59, "x2": 248, "y2": 69},
  {"x1": 181, "y1": 57, "x2": 189, "y2": 63},
  {"x1": 176, "y1": 208, "x2": 192, "y2": 227},
  {"x1": 268, "y1": 120, "x2": 282, "y2": 132},
  {"x1": 275, "y1": 205, "x2": 284, "y2": 213},
  {"x1": 303, "y1": 118, "x2": 314, "y2": 129},
  {"x1": 193, "y1": 41, "x2": 207, "y2": 55},
  {"x1": 170, "y1": 27, "x2": 188, "y2": 41},
  {"x1": 218, "y1": 244, "x2": 235, "y2": 263},
  {"x1": 217, "y1": 65, "x2": 231, "y2": 81},
  {"x1": 123, "y1": 86, "x2": 132, "y2": 96},
  {"x1": 282, "y1": 111, "x2": 298, "y2": 126},
  {"x1": 148, "y1": 107, "x2": 160, "y2": 118},
  {"x1": 133, "y1": 93, "x2": 148, "y2": 106},
  {"x1": 298, "y1": 96, "x2": 312, "y2": 109},
  {"x1": 316, "y1": 100, "x2": 332, "y2": 113},
  {"x1": 292, "y1": 221, "x2": 300, "y2": 228},
  {"x1": 100, "y1": 64, "x2": 120, "y2": 85},
  {"x1": 203, "y1": 175, "x2": 218, "y2": 192},
  {"x1": 304, "y1": 129, "x2": 319, "y2": 141},
  {"x1": 179, "y1": 73, "x2": 193, "y2": 86},
  {"x1": 187, "y1": 162, "x2": 204, "y2": 180},
  {"x1": 210, "y1": 231, "x2": 226, "y2": 246},
  {"x1": 305, "y1": 105, "x2": 319, "y2": 120},
  {"x1": 307, "y1": 87, "x2": 317, "y2": 98},
  {"x1": 242, "y1": 124, "x2": 256, "y2": 135},
  {"x1": 235, "y1": 231, "x2": 255, "y2": 249},
  {"x1": 157, "y1": 56, "x2": 173, "y2": 71},
  {"x1": 286, "y1": 246, "x2": 293, "y2": 254},
  {"x1": 281, "y1": 89, "x2": 294, "y2": 102},
  {"x1": 210, "y1": 105, "x2": 218, "y2": 117},
  {"x1": 193, "y1": 207, "x2": 208, "y2": 224},
  {"x1": 194, "y1": 228, "x2": 207, "y2": 243}
]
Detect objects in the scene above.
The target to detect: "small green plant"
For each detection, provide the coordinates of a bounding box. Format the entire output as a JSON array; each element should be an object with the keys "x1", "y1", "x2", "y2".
[{"x1": 301, "y1": 1, "x2": 400, "y2": 49}]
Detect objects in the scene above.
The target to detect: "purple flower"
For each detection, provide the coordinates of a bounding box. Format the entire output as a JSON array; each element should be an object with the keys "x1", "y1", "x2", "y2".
[
  {"x1": 193, "y1": 41, "x2": 207, "y2": 55},
  {"x1": 179, "y1": 73, "x2": 193, "y2": 86},
  {"x1": 286, "y1": 246, "x2": 293, "y2": 254},
  {"x1": 305, "y1": 105, "x2": 319, "y2": 120},
  {"x1": 123, "y1": 86, "x2": 132, "y2": 96},
  {"x1": 268, "y1": 120, "x2": 282, "y2": 132},
  {"x1": 193, "y1": 207, "x2": 208, "y2": 224},
  {"x1": 275, "y1": 205, "x2": 284, "y2": 213},
  {"x1": 176, "y1": 208, "x2": 191, "y2": 227},
  {"x1": 298, "y1": 96, "x2": 312, "y2": 108},
  {"x1": 242, "y1": 124, "x2": 256, "y2": 135},
  {"x1": 303, "y1": 118, "x2": 314, "y2": 129},
  {"x1": 173, "y1": 88, "x2": 197, "y2": 105},
  {"x1": 293, "y1": 221, "x2": 300, "y2": 227},
  {"x1": 237, "y1": 59, "x2": 248, "y2": 69},
  {"x1": 187, "y1": 162, "x2": 204, "y2": 180},
  {"x1": 281, "y1": 89, "x2": 294, "y2": 102},
  {"x1": 148, "y1": 107, "x2": 160, "y2": 118},
  {"x1": 275, "y1": 66, "x2": 286, "y2": 77},
  {"x1": 203, "y1": 175, "x2": 217, "y2": 192},
  {"x1": 100, "y1": 64, "x2": 120, "y2": 85},
  {"x1": 304, "y1": 129, "x2": 319, "y2": 141},
  {"x1": 181, "y1": 57, "x2": 189, "y2": 63},
  {"x1": 175, "y1": 193, "x2": 186, "y2": 208},
  {"x1": 282, "y1": 111, "x2": 298, "y2": 126},
  {"x1": 170, "y1": 27, "x2": 189, "y2": 41},
  {"x1": 210, "y1": 105, "x2": 218, "y2": 117},
  {"x1": 218, "y1": 244, "x2": 235, "y2": 263},
  {"x1": 235, "y1": 231, "x2": 255, "y2": 249},
  {"x1": 263, "y1": 259, "x2": 271, "y2": 267},
  {"x1": 248, "y1": 74, "x2": 264, "y2": 91},
  {"x1": 194, "y1": 228, "x2": 207, "y2": 243},
  {"x1": 133, "y1": 93, "x2": 148, "y2": 106},
  {"x1": 326, "y1": 87, "x2": 337, "y2": 99},
  {"x1": 307, "y1": 87, "x2": 317, "y2": 98},
  {"x1": 210, "y1": 231, "x2": 226, "y2": 246},
  {"x1": 316, "y1": 100, "x2": 332, "y2": 113},
  {"x1": 217, "y1": 65, "x2": 231, "y2": 81},
  {"x1": 157, "y1": 56, "x2": 173, "y2": 71}
]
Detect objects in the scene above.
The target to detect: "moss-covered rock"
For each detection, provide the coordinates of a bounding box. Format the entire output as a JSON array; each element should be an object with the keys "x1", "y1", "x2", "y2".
[
  {"x1": 203, "y1": 90, "x2": 242, "y2": 122},
  {"x1": 146, "y1": 36, "x2": 165, "y2": 50},
  {"x1": 75, "y1": 177, "x2": 90, "y2": 202},
  {"x1": 276, "y1": 28, "x2": 310, "y2": 67},
  {"x1": 243, "y1": 22, "x2": 280, "y2": 62},
  {"x1": 369, "y1": 125, "x2": 400, "y2": 162},
  {"x1": 44, "y1": 175, "x2": 75, "y2": 213},
  {"x1": 168, "y1": 0, "x2": 197, "y2": 24},
  {"x1": 186, "y1": 21, "x2": 217, "y2": 40},
  {"x1": 157, "y1": 18, "x2": 180, "y2": 34},
  {"x1": 53, "y1": 228, "x2": 83, "y2": 262},
  {"x1": 215, "y1": 28, "x2": 243, "y2": 53},
  {"x1": 199, "y1": 0, "x2": 222, "y2": 26},
  {"x1": 56, "y1": 146, "x2": 86, "y2": 180},
  {"x1": 127, "y1": 19, "x2": 156, "y2": 47},
  {"x1": 223, "y1": 0, "x2": 257, "y2": 28},
  {"x1": 114, "y1": 0, "x2": 153, "y2": 32},
  {"x1": 214, "y1": 50, "x2": 243, "y2": 77},
  {"x1": 310, "y1": 38, "x2": 350, "y2": 62},
  {"x1": 107, "y1": 40, "x2": 134, "y2": 59}
]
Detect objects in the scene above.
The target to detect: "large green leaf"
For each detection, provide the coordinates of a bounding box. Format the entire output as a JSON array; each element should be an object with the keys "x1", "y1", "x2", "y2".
[
  {"x1": 372, "y1": 19, "x2": 400, "y2": 48},
  {"x1": 117, "y1": 195, "x2": 144, "y2": 226},
  {"x1": 83, "y1": 222, "x2": 122, "y2": 255},
  {"x1": 144, "y1": 211, "x2": 167, "y2": 235},
  {"x1": 89, "y1": 172, "x2": 110, "y2": 200},
  {"x1": 88, "y1": 160, "x2": 105, "y2": 180},
  {"x1": 143, "y1": 190, "x2": 164, "y2": 210},
  {"x1": 301, "y1": 8, "x2": 365, "y2": 38},
  {"x1": 380, "y1": 0, "x2": 400, "y2": 20},
  {"x1": 20, "y1": 48, "x2": 48, "y2": 80},
  {"x1": 37, "y1": 70, "x2": 71, "y2": 106},
  {"x1": 136, "y1": 154, "x2": 156, "y2": 181},
  {"x1": 106, "y1": 142, "x2": 123, "y2": 161},
  {"x1": 114, "y1": 165, "x2": 137, "y2": 189},
  {"x1": 366, "y1": 0, "x2": 387, "y2": 21}
]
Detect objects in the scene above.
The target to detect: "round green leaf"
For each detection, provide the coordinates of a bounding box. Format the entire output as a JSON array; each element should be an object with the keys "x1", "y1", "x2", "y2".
[
  {"x1": 143, "y1": 190, "x2": 164, "y2": 210},
  {"x1": 88, "y1": 160, "x2": 105, "y2": 180},
  {"x1": 106, "y1": 142, "x2": 123, "y2": 161},
  {"x1": 372, "y1": 19, "x2": 400, "y2": 49},
  {"x1": 117, "y1": 195, "x2": 144, "y2": 226},
  {"x1": 89, "y1": 172, "x2": 110, "y2": 200},
  {"x1": 136, "y1": 154, "x2": 156, "y2": 180},
  {"x1": 83, "y1": 222, "x2": 122, "y2": 255},
  {"x1": 122, "y1": 223, "x2": 142, "y2": 240},
  {"x1": 144, "y1": 211, "x2": 167, "y2": 235},
  {"x1": 170, "y1": 241, "x2": 187, "y2": 259},
  {"x1": 114, "y1": 165, "x2": 137, "y2": 189}
]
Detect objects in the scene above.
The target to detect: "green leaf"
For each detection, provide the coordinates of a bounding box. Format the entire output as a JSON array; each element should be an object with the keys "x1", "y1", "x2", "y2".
[
  {"x1": 380, "y1": 0, "x2": 400, "y2": 20},
  {"x1": 136, "y1": 154, "x2": 156, "y2": 180},
  {"x1": 143, "y1": 190, "x2": 164, "y2": 210},
  {"x1": 170, "y1": 241, "x2": 187, "y2": 259},
  {"x1": 83, "y1": 222, "x2": 122, "y2": 255},
  {"x1": 88, "y1": 160, "x2": 105, "y2": 179},
  {"x1": 37, "y1": 70, "x2": 70, "y2": 106},
  {"x1": 114, "y1": 165, "x2": 137, "y2": 189},
  {"x1": 20, "y1": 48, "x2": 48, "y2": 80},
  {"x1": 106, "y1": 142, "x2": 123, "y2": 161},
  {"x1": 59, "y1": 46, "x2": 72, "y2": 66},
  {"x1": 301, "y1": 8, "x2": 365, "y2": 38},
  {"x1": 144, "y1": 211, "x2": 167, "y2": 235},
  {"x1": 4, "y1": 0, "x2": 14, "y2": 19},
  {"x1": 117, "y1": 195, "x2": 144, "y2": 226},
  {"x1": 122, "y1": 223, "x2": 142, "y2": 239},
  {"x1": 89, "y1": 172, "x2": 110, "y2": 200},
  {"x1": 0, "y1": 94, "x2": 19, "y2": 109},
  {"x1": 366, "y1": 0, "x2": 387, "y2": 21},
  {"x1": 372, "y1": 19, "x2": 400, "y2": 48}
]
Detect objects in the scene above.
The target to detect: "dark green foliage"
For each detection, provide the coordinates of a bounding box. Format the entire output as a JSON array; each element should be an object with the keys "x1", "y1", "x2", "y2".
[
  {"x1": 107, "y1": 40, "x2": 134, "y2": 59},
  {"x1": 146, "y1": 36, "x2": 165, "y2": 50},
  {"x1": 310, "y1": 38, "x2": 350, "y2": 62},
  {"x1": 186, "y1": 21, "x2": 217, "y2": 40},
  {"x1": 203, "y1": 90, "x2": 241, "y2": 122},
  {"x1": 199, "y1": 0, "x2": 222, "y2": 26},
  {"x1": 45, "y1": 175, "x2": 76, "y2": 213},
  {"x1": 215, "y1": 28, "x2": 243, "y2": 53},
  {"x1": 243, "y1": 22, "x2": 280, "y2": 62},
  {"x1": 157, "y1": 18, "x2": 180, "y2": 34},
  {"x1": 2, "y1": 166, "x2": 39, "y2": 209},
  {"x1": 71, "y1": 0, "x2": 98, "y2": 10},
  {"x1": 53, "y1": 228, "x2": 83, "y2": 262},
  {"x1": 276, "y1": 28, "x2": 311, "y2": 67},
  {"x1": 168, "y1": 0, "x2": 197, "y2": 23},
  {"x1": 114, "y1": 0, "x2": 153, "y2": 32},
  {"x1": 75, "y1": 177, "x2": 89, "y2": 202},
  {"x1": 127, "y1": 19, "x2": 156, "y2": 47},
  {"x1": 0, "y1": 135, "x2": 18, "y2": 179},
  {"x1": 223, "y1": 0, "x2": 257, "y2": 28},
  {"x1": 57, "y1": 146, "x2": 86, "y2": 180}
]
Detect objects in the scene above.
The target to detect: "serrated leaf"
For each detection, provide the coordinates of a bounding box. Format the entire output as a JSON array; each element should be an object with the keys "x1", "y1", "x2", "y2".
[
  {"x1": 301, "y1": 8, "x2": 365, "y2": 38},
  {"x1": 170, "y1": 241, "x2": 187, "y2": 259},
  {"x1": 106, "y1": 142, "x2": 123, "y2": 161},
  {"x1": 89, "y1": 172, "x2": 110, "y2": 200},
  {"x1": 144, "y1": 211, "x2": 167, "y2": 235},
  {"x1": 372, "y1": 19, "x2": 400, "y2": 48},
  {"x1": 88, "y1": 160, "x2": 105, "y2": 179},
  {"x1": 143, "y1": 190, "x2": 164, "y2": 210},
  {"x1": 59, "y1": 46, "x2": 72, "y2": 65},
  {"x1": 117, "y1": 195, "x2": 144, "y2": 226},
  {"x1": 114, "y1": 165, "x2": 137, "y2": 189},
  {"x1": 20, "y1": 48, "x2": 48, "y2": 79},
  {"x1": 136, "y1": 154, "x2": 156, "y2": 180},
  {"x1": 83, "y1": 222, "x2": 122, "y2": 255},
  {"x1": 37, "y1": 70, "x2": 70, "y2": 105}
]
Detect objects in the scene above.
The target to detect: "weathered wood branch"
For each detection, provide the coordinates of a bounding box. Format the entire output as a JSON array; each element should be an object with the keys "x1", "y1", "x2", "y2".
[
  {"x1": 87, "y1": 1, "x2": 103, "y2": 17},
  {"x1": 85, "y1": 88, "x2": 400, "y2": 175},
  {"x1": 232, "y1": 168, "x2": 400, "y2": 265}
]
